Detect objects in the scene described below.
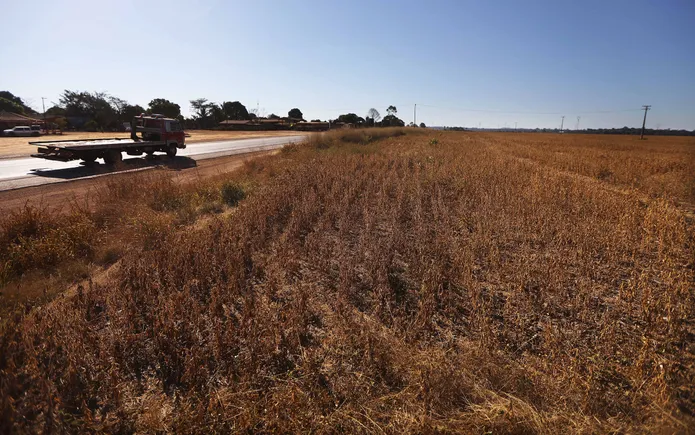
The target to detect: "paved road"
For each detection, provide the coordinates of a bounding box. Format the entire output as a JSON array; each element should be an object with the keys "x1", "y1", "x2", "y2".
[{"x1": 0, "y1": 135, "x2": 306, "y2": 191}]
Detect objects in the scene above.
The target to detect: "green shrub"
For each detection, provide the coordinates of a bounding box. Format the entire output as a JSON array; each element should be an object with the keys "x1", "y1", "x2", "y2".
[
  {"x1": 84, "y1": 120, "x2": 99, "y2": 132},
  {"x1": 221, "y1": 182, "x2": 246, "y2": 206}
]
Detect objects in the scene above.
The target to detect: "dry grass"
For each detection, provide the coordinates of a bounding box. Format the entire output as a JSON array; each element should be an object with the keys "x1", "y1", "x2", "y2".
[
  {"x1": 0, "y1": 130, "x2": 693, "y2": 433},
  {"x1": 0, "y1": 130, "x2": 307, "y2": 158}
]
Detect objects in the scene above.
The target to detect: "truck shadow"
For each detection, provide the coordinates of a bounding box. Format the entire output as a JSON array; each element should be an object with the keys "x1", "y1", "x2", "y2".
[{"x1": 29, "y1": 156, "x2": 197, "y2": 180}]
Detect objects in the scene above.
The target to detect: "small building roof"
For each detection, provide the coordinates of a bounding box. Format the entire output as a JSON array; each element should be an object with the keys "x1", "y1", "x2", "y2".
[
  {"x1": 220, "y1": 120, "x2": 252, "y2": 125},
  {"x1": 0, "y1": 110, "x2": 43, "y2": 123}
]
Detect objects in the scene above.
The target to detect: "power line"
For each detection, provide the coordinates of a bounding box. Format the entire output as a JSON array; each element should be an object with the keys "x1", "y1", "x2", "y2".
[{"x1": 415, "y1": 103, "x2": 642, "y2": 115}]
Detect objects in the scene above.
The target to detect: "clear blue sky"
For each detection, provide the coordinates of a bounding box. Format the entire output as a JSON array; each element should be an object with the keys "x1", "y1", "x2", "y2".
[{"x1": 2, "y1": 0, "x2": 694, "y2": 129}]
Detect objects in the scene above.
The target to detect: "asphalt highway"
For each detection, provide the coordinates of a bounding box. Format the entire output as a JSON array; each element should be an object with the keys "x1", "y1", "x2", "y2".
[{"x1": 0, "y1": 135, "x2": 306, "y2": 191}]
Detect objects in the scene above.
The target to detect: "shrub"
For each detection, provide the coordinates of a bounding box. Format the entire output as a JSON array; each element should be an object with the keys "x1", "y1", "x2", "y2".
[
  {"x1": 221, "y1": 181, "x2": 246, "y2": 206},
  {"x1": 83, "y1": 120, "x2": 99, "y2": 132},
  {"x1": 0, "y1": 205, "x2": 98, "y2": 283}
]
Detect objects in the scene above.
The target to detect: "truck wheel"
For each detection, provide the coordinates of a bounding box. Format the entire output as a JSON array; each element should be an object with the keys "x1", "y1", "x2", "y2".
[
  {"x1": 166, "y1": 144, "x2": 177, "y2": 157},
  {"x1": 104, "y1": 150, "x2": 123, "y2": 165}
]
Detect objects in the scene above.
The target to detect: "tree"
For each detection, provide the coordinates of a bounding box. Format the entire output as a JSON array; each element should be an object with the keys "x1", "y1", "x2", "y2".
[
  {"x1": 45, "y1": 106, "x2": 66, "y2": 116},
  {"x1": 108, "y1": 97, "x2": 129, "y2": 117},
  {"x1": 367, "y1": 108, "x2": 381, "y2": 122},
  {"x1": 121, "y1": 104, "x2": 145, "y2": 123},
  {"x1": 381, "y1": 114, "x2": 404, "y2": 127},
  {"x1": 419, "y1": 122, "x2": 426, "y2": 128},
  {"x1": 109, "y1": 96, "x2": 145, "y2": 123},
  {"x1": 222, "y1": 101, "x2": 250, "y2": 120},
  {"x1": 190, "y1": 98, "x2": 217, "y2": 128},
  {"x1": 386, "y1": 105, "x2": 397, "y2": 116},
  {"x1": 190, "y1": 98, "x2": 213, "y2": 119},
  {"x1": 0, "y1": 91, "x2": 23, "y2": 106},
  {"x1": 59, "y1": 90, "x2": 117, "y2": 130},
  {"x1": 0, "y1": 97, "x2": 25, "y2": 114},
  {"x1": 210, "y1": 103, "x2": 225, "y2": 125},
  {"x1": 288, "y1": 108, "x2": 304, "y2": 120},
  {"x1": 335, "y1": 113, "x2": 365, "y2": 125},
  {"x1": 311, "y1": 119, "x2": 322, "y2": 122},
  {"x1": 268, "y1": 113, "x2": 280, "y2": 119},
  {"x1": 148, "y1": 99, "x2": 181, "y2": 119},
  {"x1": 0, "y1": 91, "x2": 36, "y2": 114}
]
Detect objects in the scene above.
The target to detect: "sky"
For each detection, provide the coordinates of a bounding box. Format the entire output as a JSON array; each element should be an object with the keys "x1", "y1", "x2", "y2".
[{"x1": 1, "y1": 0, "x2": 694, "y2": 129}]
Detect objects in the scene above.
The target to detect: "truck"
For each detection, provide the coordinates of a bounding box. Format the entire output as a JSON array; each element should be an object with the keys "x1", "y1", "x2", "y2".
[{"x1": 30, "y1": 114, "x2": 186, "y2": 165}]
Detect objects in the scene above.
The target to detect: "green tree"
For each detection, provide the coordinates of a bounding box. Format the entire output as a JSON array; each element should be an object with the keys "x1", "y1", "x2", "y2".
[
  {"x1": 419, "y1": 122, "x2": 426, "y2": 128},
  {"x1": 0, "y1": 91, "x2": 23, "y2": 106},
  {"x1": 381, "y1": 114, "x2": 404, "y2": 127},
  {"x1": 0, "y1": 97, "x2": 25, "y2": 114},
  {"x1": 46, "y1": 106, "x2": 66, "y2": 116},
  {"x1": 386, "y1": 105, "x2": 397, "y2": 116},
  {"x1": 147, "y1": 98, "x2": 181, "y2": 118},
  {"x1": 109, "y1": 97, "x2": 145, "y2": 123},
  {"x1": 222, "y1": 101, "x2": 250, "y2": 120},
  {"x1": 0, "y1": 91, "x2": 36, "y2": 114},
  {"x1": 288, "y1": 108, "x2": 304, "y2": 120},
  {"x1": 210, "y1": 103, "x2": 225, "y2": 125},
  {"x1": 190, "y1": 98, "x2": 212, "y2": 118},
  {"x1": 121, "y1": 104, "x2": 145, "y2": 122},
  {"x1": 336, "y1": 113, "x2": 365, "y2": 125},
  {"x1": 268, "y1": 113, "x2": 280, "y2": 119},
  {"x1": 59, "y1": 90, "x2": 117, "y2": 130}
]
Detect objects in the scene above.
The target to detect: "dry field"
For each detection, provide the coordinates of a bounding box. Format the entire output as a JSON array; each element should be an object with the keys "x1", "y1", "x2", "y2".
[
  {"x1": 0, "y1": 129, "x2": 307, "y2": 158},
  {"x1": 0, "y1": 130, "x2": 693, "y2": 433}
]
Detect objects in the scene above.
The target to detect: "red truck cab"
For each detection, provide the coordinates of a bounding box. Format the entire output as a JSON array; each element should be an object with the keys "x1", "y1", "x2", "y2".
[{"x1": 132, "y1": 114, "x2": 186, "y2": 156}]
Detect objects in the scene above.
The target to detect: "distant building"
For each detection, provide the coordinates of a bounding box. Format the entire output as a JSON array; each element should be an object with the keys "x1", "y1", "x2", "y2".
[{"x1": 0, "y1": 110, "x2": 44, "y2": 131}]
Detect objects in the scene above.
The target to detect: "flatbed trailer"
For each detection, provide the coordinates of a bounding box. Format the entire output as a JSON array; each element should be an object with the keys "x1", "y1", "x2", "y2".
[{"x1": 29, "y1": 114, "x2": 186, "y2": 165}]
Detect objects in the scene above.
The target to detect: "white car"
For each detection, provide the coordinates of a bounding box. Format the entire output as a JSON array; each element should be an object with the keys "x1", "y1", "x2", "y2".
[{"x1": 3, "y1": 126, "x2": 40, "y2": 137}]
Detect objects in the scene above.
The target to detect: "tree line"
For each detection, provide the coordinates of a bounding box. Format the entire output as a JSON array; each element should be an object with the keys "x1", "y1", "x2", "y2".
[
  {"x1": 330, "y1": 106, "x2": 425, "y2": 128},
  {"x1": 0, "y1": 90, "x2": 308, "y2": 131},
  {"x1": 2, "y1": 90, "x2": 428, "y2": 131}
]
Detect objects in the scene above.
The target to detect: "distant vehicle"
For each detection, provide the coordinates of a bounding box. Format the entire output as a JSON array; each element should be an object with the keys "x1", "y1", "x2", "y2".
[
  {"x1": 30, "y1": 114, "x2": 186, "y2": 165},
  {"x1": 3, "y1": 126, "x2": 40, "y2": 137}
]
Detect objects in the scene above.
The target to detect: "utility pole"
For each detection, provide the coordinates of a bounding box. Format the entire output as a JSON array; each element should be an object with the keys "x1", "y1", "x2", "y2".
[
  {"x1": 560, "y1": 116, "x2": 565, "y2": 132},
  {"x1": 640, "y1": 105, "x2": 651, "y2": 139},
  {"x1": 413, "y1": 104, "x2": 417, "y2": 126},
  {"x1": 575, "y1": 116, "x2": 580, "y2": 130},
  {"x1": 41, "y1": 97, "x2": 47, "y2": 132}
]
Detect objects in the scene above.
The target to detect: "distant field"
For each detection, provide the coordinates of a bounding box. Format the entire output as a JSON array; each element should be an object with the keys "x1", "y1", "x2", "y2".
[
  {"x1": 1, "y1": 130, "x2": 693, "y2": 433},
  {"x1": 0, "y1": 129, "x2": 307, "y2": 158}
]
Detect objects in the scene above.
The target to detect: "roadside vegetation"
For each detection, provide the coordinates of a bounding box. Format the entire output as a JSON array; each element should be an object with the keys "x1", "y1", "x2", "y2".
[{"x1": 1, "y1": 129, "x2": 693, "y2": 433}]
